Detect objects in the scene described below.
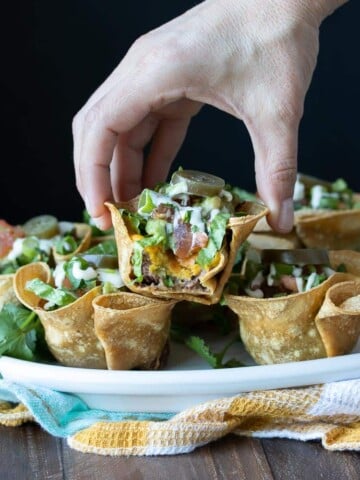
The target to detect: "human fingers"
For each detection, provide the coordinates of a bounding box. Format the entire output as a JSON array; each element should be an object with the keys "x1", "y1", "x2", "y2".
[
  {"x1": 75, "y1": 39, "x2": 193, "y2": 228},
  {"x1": 142, "y1": 116, "x2": 190, "y2": 189},
  {"x1": 76, "y1": 120, "x2": 118, "y2": 230},
  {"x1": 248, "y1": 115, "x2": 299, "y2": 233},
  {"x1": 110, "y1": 115, "x2": 159, "y2": 203}
]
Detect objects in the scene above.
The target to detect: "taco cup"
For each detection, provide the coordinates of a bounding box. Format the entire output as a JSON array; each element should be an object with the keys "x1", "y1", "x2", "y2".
[
  {"x1": 293, "y1": 174, "x2": 360, "y2": 249},
  {"x1": 93, "y1": 292, "x2": 176, "y2": 370},
  {"x1": 225, "y1": 248, "x2": 360, "y2": 364},
  {"x1": 294, "y1": 209, "x2": 360, "y2": 250},
  {"x1": 247, "y1": 230, "x2": 301, "y2": 250},
  {"x1": 251, "y1": 174, "x2": 360, "y2": 250},
  {"x1": 1, "y1": 216, "x2": 92, "y2": 274},
  {"x1": 13, "y1": 254, "x2": 175, "y2": 370},
  {"x1": 52, "y1": 222, "x2": 92, "y2": 263},
  {"x1": 14, "y1": 262, "x2": 106, "y2": 368},
  {"x1": 107, "y1": 170, "x2": 268, "y2": 305}
]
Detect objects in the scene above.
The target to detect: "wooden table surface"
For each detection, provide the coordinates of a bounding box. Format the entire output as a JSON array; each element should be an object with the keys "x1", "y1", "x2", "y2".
[{"x1": 1, "y1": 424, "x2": 360, "y2": 480}]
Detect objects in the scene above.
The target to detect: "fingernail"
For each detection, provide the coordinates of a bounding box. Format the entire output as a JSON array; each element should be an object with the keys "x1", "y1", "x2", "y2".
[
  {"x1": 84, "y1": 194, "x2": 93, "y2": 215},
  {"x1": 92, "y1": 216, "x2": 108, "y2": 231},
  {"x1": 277, "y1": 198, "x2": 294, "y2": 233}
]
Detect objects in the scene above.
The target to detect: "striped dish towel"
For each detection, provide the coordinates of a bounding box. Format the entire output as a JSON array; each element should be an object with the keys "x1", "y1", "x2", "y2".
[{"x1": 1, "y1": 379, "x2": 360, "y2": 455}]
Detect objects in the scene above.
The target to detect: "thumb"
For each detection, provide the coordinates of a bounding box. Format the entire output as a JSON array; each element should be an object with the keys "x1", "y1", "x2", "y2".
[{"x1": 248, "y1": 118, "x2": 299, "y2": 233}]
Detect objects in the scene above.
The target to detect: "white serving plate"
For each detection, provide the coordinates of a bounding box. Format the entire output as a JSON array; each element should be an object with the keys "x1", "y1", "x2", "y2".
[{"x1": 1, "y1": 337, "x2": 360, "y2": 413}]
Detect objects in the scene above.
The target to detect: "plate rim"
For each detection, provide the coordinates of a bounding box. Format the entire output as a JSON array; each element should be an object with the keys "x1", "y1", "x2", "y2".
[{"x1": 2, "y1": 350, "x2": 360, "y2": 396}]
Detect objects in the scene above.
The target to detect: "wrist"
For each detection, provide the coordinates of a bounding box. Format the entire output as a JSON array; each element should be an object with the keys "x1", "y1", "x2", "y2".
[
  {"x1": 296, "y1": 0, "x2": 349, "y2": 23},
  {"x1": 213, "y1": 0, "x2": 348, "y2": 26}
]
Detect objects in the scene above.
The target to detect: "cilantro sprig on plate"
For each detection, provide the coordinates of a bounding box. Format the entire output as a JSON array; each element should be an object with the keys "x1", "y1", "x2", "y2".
[
  {"x1": 0, "y1": 303, "x2": 53, "y2": 361},
  {"x1": 171, "y1": 324, "x2": 244, "y2": 369}
]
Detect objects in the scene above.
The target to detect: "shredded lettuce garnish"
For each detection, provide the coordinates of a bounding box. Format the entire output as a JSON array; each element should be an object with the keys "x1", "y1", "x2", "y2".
[
  {"x1": 0, "y1": 236, "x2": 51, "y2": 274},
  {"x1": 226, "y1": 247, "x2": 347, "y2": 298},
  {"x1": 294, "y1": 176, "x2": 357, "y2": 211},
  {"x1": 196, "y1": 213, "x2": 229, "y2": 268},
  {"x1": 55, "y1": 235, "x2": 78, "y2": 255},
  {"x1": 85, "y1": 239, "x2": 118, "y2": 255},
  {"x1": 26, "y1": 278, "x2": 77, "y2": 309}
]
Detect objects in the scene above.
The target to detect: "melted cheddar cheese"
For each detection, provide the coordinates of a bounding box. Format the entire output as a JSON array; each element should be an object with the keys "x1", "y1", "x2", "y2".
[{"x1": 145, "y1": 245, "x2": 202, "y2": 280}]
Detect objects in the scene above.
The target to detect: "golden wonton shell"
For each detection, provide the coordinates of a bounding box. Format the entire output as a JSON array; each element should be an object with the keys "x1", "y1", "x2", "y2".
[
  {"x1": 247, "y1": 231, "x2": 301, "y2": 250},
  {"x1": 315, "y1": 280, "x2": 360, "y2": 357},
  {"x1": 106, "y1": 199, "x2": 268, "y2": 305},
  {"x1": 225, "y1": 250, "x2": 360, "y2": 364},
  {"x1": 93, "y1": 292, "x2": 176, "y2": 370},
  {"x1": 14, "y1": 262, "x2": 106, "y2": 368},
  {"x1": 253, "y1": 202, "x2": 360, "y2": 251},
  {"x1": 294, "y1": 209, "x2": 360, "y2": 250},
  {"x1": 13, "y1": 262, "x2": 175, "y2": 370},
  {"x1": 0, "y1": 274, "x2": 19, "y2": 310}
]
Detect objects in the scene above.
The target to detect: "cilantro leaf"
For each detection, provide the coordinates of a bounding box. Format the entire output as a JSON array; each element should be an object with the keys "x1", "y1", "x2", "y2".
[
  {"x1": 185, "y1": 335, "x2": 244, "y2": 369},
  {"x1": 171, "y1": 325, "x2": 244, "y2": 369},
  {"x1": 185, "y1": 336, "x2": 218, "y2": 368},
  {"x1": 0, "y1": 303, "x2": 46, "y2": 361}
]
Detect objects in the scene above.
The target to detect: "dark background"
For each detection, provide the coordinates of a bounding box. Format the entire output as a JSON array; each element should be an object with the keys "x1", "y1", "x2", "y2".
[{"x1": 1, "y1": 1, "x2": 359, "y2": 224}]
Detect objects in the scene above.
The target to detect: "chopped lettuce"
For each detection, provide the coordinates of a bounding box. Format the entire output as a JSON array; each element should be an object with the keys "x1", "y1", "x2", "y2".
[
  {"x1": 55, "y1": 235, "x2": 78, "y2": 255},
  {"x1": 85, "y1": 239, "x2": 118, "y2": 256},
  {"x1": 26, "y1": 278, "x2": 77, "y2": 308},
  {"x1": 196, "y1": 213, "x2": 229, "y2": 268}
]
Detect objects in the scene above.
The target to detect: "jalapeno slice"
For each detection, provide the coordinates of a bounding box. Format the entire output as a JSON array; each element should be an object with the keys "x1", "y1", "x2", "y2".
[
  {"x1": 80, "y1": 254, "x2": 118, "y2": 269},
  {"x1": 261, "y1": 248, "x2": 330, "y2": 266},
  {"x1": 171, "y1": 170, "x2": 225, "y2": 196},
  {"x1": 22, "y1": 215, "x2": 59, "y2": 239}
]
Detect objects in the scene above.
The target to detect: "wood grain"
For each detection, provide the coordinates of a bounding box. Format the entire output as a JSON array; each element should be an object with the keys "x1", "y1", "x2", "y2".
[{"x1": 1, "y1": 426, "x2": 360, "y2": 480}]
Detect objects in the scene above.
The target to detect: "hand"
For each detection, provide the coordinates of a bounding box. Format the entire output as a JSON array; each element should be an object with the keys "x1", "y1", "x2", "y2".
[{"x1": 73, "y1": 0, "x2": 347, "y2": 232}]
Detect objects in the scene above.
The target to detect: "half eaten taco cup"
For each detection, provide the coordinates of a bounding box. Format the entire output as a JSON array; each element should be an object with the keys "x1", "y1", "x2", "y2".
[{"x1": 106, "y1": 171, "x2": 268, "y2": 305}]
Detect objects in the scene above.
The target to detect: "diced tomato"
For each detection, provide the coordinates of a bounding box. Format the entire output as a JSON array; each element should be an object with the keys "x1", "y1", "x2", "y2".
[
  {"x1": 0, "y1": 220, "x2": 25, "y2": 258},
  {"x1": 280, "y1": 275, "x2": 299, "y2": 293},
  {"x1": 173, "y1": 222, "x2": 193, "y2": 259},
  {"x1": 173, "y1": 222, "x2": 208, "y2": 259}
]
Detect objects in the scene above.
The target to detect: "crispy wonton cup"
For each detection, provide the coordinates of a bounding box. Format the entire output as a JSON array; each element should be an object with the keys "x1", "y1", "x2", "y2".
[
  {"x1": 225, "y1": 250, "x2": 360, "y2": 364},
  {"x1": 247, "y1": 231, "x2": 301, "y2": 250},
  {"x1": 253, "y1": 202, "x2": 360, "y2": 250},
  {"x1": 52, "y1": 223, "x2": 92, "y2": 264},
  {"x1": 14, "y1": 263, "x2": 175, "y2": 370},
  {"x1": 106, "y1": 199, "x2": 268, "y2": 305},
  {"x1": 14, "y1": 262, "x2": 106, "y2": 368},
  {"x1": 250, "y1": 216, "x2": 301, "y2": 250},
  {"x1": 93, "y1": 292, "x2": 176, "y2": 370},
  {"x1": 294, "y1": 207, "x2": 360, "y2": 250},
  {"x1": 0, "y1": 274, "x2": 19, "y2": 310}
]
